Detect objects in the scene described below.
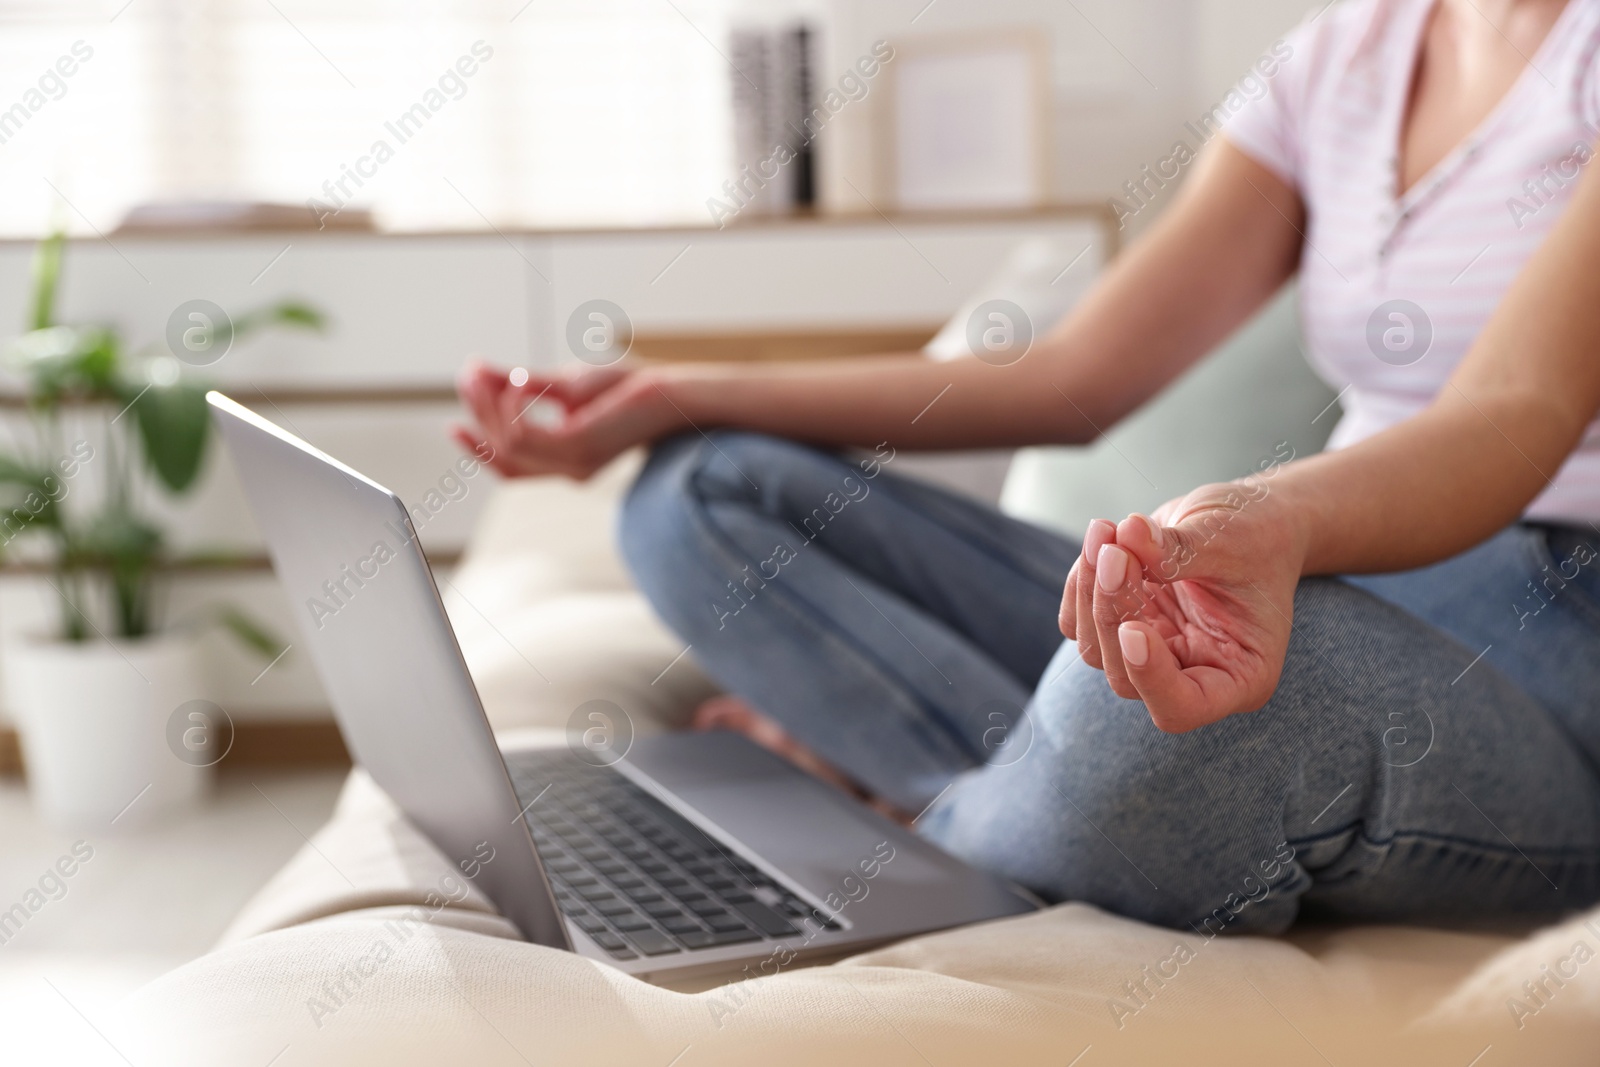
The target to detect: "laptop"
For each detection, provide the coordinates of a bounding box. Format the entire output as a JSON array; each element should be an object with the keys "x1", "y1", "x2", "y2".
[{"x1": 208, "y1": 391, "x2": 1037, "y2": 984}]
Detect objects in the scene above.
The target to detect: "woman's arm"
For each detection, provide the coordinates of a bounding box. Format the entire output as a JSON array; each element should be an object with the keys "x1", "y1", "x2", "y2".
[
  {"x1": 455, "y1": 143, "x2": 1305, "y2": 477},
  {"x1": 1068, "y1": 147, "x2": 1600, "y2": 731}
]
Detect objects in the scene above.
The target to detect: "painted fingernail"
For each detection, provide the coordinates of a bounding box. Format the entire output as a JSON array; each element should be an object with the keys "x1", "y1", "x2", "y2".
[
  {"x1": 1084, "y1": 519, "x2": 1115, "y2": 564},
  {"x1": 1119, "y1": 625, "x2": 1149, "y2": 667},
  {"x1": 1137, "y1": 514, "x2": 1163, "y2": 547},
  {"x1": 1097, "y1": 545, "x2": 1127, "y2": 591}
]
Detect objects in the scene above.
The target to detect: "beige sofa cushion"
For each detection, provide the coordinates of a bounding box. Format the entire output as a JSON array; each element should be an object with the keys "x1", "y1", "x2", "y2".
[{"x1": 122, "y1": 759, "x2": 1598, "y2": 1066}]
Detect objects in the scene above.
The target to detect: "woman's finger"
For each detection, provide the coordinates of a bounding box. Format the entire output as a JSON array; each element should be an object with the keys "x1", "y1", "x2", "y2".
[
  {"x1": 1059, "y1": 563, "x2": 1079, "y2": 638},
  {"x1": 449, "y1": 425, "x2": 486, "y2": 457},
  {"x1": 1118, "y1": 620, "x2": 1229, "y2": 733},
  {"x1": 458, "y1": 361, "x2": 511, "y2": 442},
  {"x1": 1076, "y1": 520, "x2": 1115, "y2": 668},
  {"x1": 1091, "y1": 543, "x2": 1149, "y2": 698},
  {"x1": 499, "y1": 374, "x2": 547, "y2": 438},
  {"x1": 456, "y1": 359, "x2": 508, "y2": 396},
  {"x1": 450, "y1": 425, "x2": 519, "y2": 478},
  {"x1": 1115, "y1": 513, "x2": 1168, "y2": 575}
]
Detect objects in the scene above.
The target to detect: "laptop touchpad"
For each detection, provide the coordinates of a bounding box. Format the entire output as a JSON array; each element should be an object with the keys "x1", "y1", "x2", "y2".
[{"x1": 625, "y1": 732, "x2": 953, "y2": 905}]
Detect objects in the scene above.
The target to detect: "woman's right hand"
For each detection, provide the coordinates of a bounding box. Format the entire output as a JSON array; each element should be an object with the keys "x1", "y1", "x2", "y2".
[
  {"x1": 1058, "y1": 480, "x2": 1306, "y2": 733},
  {"x1": 452, "y1": 360, "x2": 683, "y2": 480}
]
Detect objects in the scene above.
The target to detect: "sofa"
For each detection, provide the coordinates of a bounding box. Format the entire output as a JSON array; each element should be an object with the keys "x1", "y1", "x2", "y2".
[{"x1": 119, "y1": 253, "x2": 1600, "y2": 1063}]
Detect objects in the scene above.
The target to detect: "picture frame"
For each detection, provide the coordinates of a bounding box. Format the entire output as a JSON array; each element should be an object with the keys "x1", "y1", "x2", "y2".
[{"x1": 877, "y1": 29, "x2": 1051, "y2": 211}]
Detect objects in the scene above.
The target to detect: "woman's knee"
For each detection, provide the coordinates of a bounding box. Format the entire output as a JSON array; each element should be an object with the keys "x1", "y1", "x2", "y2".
[
  {"x1": 620, "y1": 430, "x2": 835, "y2": 637},
  {"x1": 928, "y1": 579, "x2": 1482, "y2": 931},
  {"x1": 621, "y1": 432, "x2": 755, "y2": 579},
  {"x1": 926, "y1": 649, "x2": 1307, "y2": 933},
  {"x1": 620, "y1": 429, "x2": 865, "y2": 579},
  {"x1": 619, "y1": 433, "x2": 699, "y2": 577}
]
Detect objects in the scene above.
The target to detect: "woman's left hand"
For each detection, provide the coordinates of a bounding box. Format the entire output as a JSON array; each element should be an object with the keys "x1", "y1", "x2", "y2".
[{"x1": 1059, "y1": 481, "x2": 1308, "y2": 732}]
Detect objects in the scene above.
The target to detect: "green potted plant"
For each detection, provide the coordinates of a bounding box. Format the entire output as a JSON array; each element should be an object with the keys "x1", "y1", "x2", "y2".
[{"x1": 1, "y1": 231, "x2": 323, "y2": 828}]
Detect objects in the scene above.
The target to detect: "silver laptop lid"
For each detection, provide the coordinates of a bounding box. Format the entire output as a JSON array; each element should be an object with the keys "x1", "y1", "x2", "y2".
[{"x1": 207, "y1": 391, "x2": 567, "y2": 948}]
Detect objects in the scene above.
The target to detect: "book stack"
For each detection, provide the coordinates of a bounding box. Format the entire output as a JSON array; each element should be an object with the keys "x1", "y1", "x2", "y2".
[{"x1": 727, "y1": 23, "x2": 815, "y2": 217}]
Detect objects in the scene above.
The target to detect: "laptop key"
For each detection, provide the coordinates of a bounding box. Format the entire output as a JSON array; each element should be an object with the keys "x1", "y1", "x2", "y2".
[
  {"x1": 707, "y1": 928, "x2": 762, "y2": 946},
  {"x1": 626, "y1": 929, "x2": 681, "y2": 957},
  {"x1": 731, "y1": 900, "x2": 799, "y2": 937},
  {"x1": 676, "y1": 931, "x2": 719, "y2": 949},
  {"x1": 592, "y1": 932, "x2": 629, "y2": 952},
  {"x1": 662, "y1": 918, "x2": 701, "y2": 935}
]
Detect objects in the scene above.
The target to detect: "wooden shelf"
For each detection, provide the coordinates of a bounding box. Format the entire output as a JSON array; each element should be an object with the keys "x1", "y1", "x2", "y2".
[
  {"x1": 0, "y1": 719, "x2": 351, "y2": 777},
  {"x1": 632, "y1": 325, "x2": 940, "y2": 363},
  {"x1": 0, "y1": 202, "x2": 1117, "y2": 248},
  {"x1": 0, "y1": 385, "x2": 463, "y2": 409},
  {"x1": 0, "y1": 549, "x2": 462, "y2": 576}
]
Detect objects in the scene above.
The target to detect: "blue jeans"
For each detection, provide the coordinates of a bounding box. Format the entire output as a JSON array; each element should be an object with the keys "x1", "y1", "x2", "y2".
[{"x1": 619, "y1": 432, "x2": 1600, "y2": 934}]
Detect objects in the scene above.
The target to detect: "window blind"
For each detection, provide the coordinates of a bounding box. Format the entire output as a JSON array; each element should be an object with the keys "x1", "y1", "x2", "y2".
[{"x1": 0, "y1": 0, "x2": 738, "y2": 236}]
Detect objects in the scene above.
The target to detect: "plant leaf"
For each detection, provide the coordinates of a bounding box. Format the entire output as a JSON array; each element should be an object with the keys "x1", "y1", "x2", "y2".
[
  {"x1": 232, "y1": 300, "x2": 326, "y2": 342},
  {"x1": 73, "y1": 508, "x2": 163, "y2": 562},
  {"x1": 214, "y1": 605, "x2": 288, "y2": 660},
  {"x1": 131, "y1": 379, "x2": 211, "y2": 493},
  {"x1": 29, "y1": 231, "x2": 64, "y2": 331},
  {"x1": 0, "y1": 454, "x2": 72, "y2": 540},
  {"x1": 0, "y1": 453, "x2": 51, "y2": 487},
  {"x1": 6, "y1": 325, "x2": 118, "y2": 402},
  {"x1": 69, "y1": 509, "x2": 163, "y2": 637}
]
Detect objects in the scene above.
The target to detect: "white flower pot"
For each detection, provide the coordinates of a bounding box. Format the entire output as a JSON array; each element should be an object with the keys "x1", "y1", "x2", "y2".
[{"x1": 5, "y1": 632, "x2": 212, "y2": 830}]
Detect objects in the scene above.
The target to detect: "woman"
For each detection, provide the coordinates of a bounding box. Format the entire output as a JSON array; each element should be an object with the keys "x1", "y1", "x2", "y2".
[{"x1": 456, "y1": 0, "x2": 1600, "y2": 933}]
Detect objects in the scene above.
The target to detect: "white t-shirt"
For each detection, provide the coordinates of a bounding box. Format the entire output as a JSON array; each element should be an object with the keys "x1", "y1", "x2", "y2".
[{"x1": 1225, "y1": 0, "x2": 1600, "y2": 523}]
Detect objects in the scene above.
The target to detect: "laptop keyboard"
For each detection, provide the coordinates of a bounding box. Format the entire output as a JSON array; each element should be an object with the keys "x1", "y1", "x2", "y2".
[{"x1": 507, "y1": 750, "x2": 841, "y2": 960}]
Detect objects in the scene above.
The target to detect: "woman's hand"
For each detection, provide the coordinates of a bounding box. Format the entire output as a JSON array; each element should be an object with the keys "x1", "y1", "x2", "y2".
[
  {"x1": 1059, "y1": 481, "x2": 1308, "y2": 732},
  {"x1": 452, "y1": 360, "x2": 683, "y2": 480}
]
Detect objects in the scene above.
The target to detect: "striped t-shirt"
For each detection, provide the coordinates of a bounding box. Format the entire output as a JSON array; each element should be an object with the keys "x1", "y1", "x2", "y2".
[{"x1": 1225, "y1": 0, "x2": 1600, "y2": 522}]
